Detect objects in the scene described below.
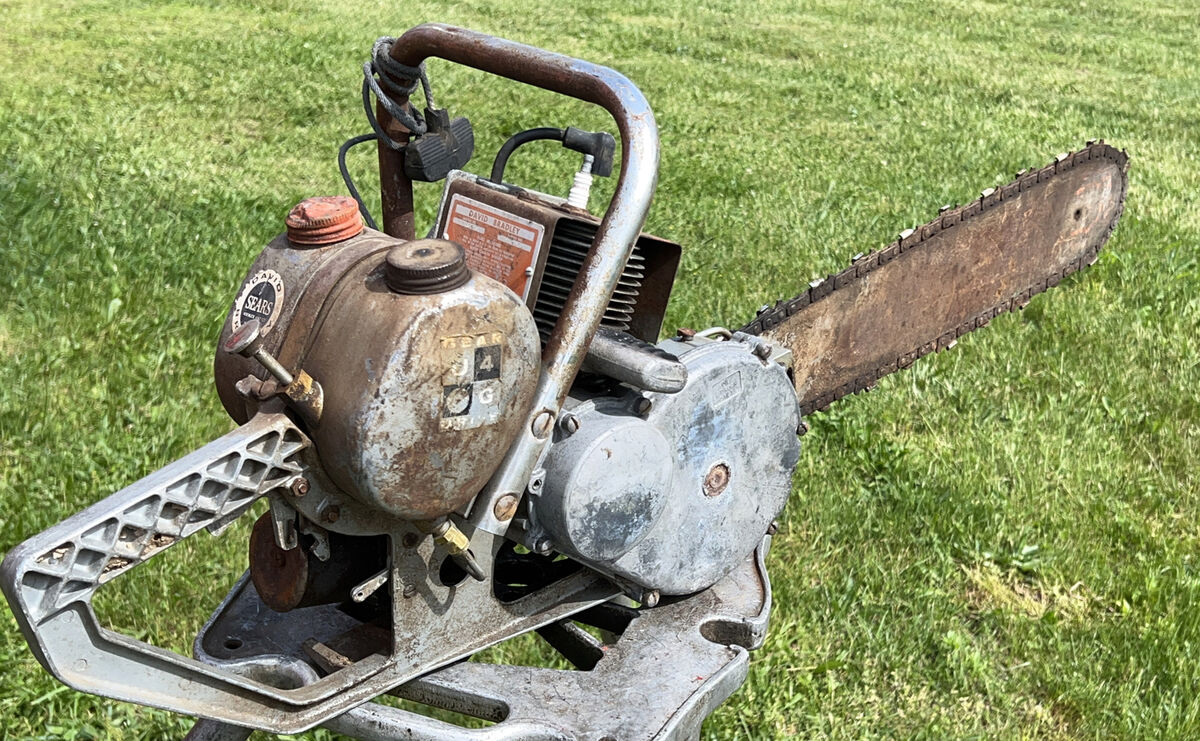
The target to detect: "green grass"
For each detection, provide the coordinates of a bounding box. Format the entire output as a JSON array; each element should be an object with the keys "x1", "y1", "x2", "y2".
[{"x1": 2, "y1": 0, "x2": 1198, "y2": 737}]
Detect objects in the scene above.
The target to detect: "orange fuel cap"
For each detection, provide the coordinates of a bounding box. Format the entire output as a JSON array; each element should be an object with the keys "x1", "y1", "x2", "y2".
[{"x1": 285, "y1": 196, "x2": 364, "y2": 245}]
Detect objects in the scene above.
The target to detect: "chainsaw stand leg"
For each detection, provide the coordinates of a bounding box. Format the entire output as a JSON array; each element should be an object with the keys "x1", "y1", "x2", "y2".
[{"x1": 189, "y1": 537, "x2": 774, "y2": 740}]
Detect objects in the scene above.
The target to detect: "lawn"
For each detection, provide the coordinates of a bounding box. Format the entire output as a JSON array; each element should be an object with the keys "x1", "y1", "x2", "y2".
[{"x1": 1, "y1": 0, "x2": 1198, "y2": 738}]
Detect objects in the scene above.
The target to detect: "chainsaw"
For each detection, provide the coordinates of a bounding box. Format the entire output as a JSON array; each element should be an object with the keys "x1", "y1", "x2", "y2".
[{"x1": 1, "y1": 24, "x2": 1127, "y2": 740}]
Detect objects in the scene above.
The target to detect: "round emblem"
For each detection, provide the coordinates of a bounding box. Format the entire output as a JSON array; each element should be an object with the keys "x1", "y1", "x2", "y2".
[{"x1": 232, "y1": 270, "x2": 285, "y2": 335}]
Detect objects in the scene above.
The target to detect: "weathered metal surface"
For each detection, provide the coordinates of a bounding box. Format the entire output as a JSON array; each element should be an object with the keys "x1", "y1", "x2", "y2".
[
  {"x1": 537, "y1": 402, "x2": 673, "y2": 563},
  {"x1": 303, "y1": 249, "x2": 540, "y2": 520},
  {"x1": 214, "y1": 228, "x2": 393, "y2": 424},
  {"x1": 374, "y1": 92, "x2": 416, "y2": 240},
  {"x1": 285, "y1": 196, "x2": 365, "y2": 245},
  {"x1": 534, "y1": 337, "x2": 799, "y2": 594},
  {"x1": 377, "y1": 24, "x2": 661, "y2": 536},
  {"x1": 220, "y1": 226, "x2": 542, "y2": 521},
  {"x1": 0, "y1": 414, "x2": 327, "y2": 730},
  {"x1": 248, "y1": 513, "x2": 388, "y2": 612},
  {"x1": 383, "y1": 239, "x2": 470, "y2": 294},
  {"x1": 581, "y1": 327, "x2": 688, "y2": 393},
  {"x1": 223, "y1": 318, "x2": 325, "y2": 426},
  {"x1": 175, "y1": 528, "x2": 621, "y2": 733},
  {"x1": 317, "y1": 537, "x2": 775, "y2": 740},
  {"x1": 741, "y1": 142, "x2": 1129, "y2": 415},
  {"x1": 431, "y1": 172, "x2": 682, "y2": 345},
  {"x1": 187, "y1": 539, "x2": 772, "y2": 740}
]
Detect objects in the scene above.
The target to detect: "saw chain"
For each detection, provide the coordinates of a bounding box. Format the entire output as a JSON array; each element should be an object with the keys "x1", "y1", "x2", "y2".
[{"x1": 739, "y1": 141, "x2": 1129, "y2": 417}]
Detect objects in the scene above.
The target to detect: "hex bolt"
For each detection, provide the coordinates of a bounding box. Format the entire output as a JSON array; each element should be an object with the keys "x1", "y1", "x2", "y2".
[
  {"x1": 531, "y1": 410, "x2": 556, "y2": 439},
  {"x1": 222, "y1": 318, "x2": 294, "y2": 386},
  {"x1": 493, "y1": 493, "x2": 520, "y2": 522},
  {"x1": 533, "y1": 537, "x2": 554, "y2": 555},
  {"x1": 289, "y1": 477, "x2": 309, "y2": 498}
]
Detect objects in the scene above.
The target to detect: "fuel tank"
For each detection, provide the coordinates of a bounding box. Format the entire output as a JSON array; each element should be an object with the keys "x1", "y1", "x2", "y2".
[{"x1": 216, "y1": 204, "x2": 540, "y2": 521}]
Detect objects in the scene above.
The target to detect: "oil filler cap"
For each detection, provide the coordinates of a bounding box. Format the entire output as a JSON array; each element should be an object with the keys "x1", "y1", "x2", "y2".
[
  {"x1": 286, "y1": 196, "x2": 364, "y2": 245},
  {"x1": 385, "y1": 239, "x2": 471, "y2": 294}
]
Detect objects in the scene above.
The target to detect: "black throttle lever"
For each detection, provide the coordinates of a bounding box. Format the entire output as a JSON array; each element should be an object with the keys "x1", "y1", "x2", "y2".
[{"x1": 404, "y1": 107, "x2": 475, "y2": 182}]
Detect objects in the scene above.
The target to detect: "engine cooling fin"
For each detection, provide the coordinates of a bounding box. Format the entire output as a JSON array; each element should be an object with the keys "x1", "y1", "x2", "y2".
[{"x1": 533, "y1": 220, "x2": 647, "y2": 341}]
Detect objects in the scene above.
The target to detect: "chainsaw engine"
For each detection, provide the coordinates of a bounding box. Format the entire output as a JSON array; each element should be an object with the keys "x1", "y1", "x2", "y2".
[
  {"x1": 213, "y1": 161, "x2": 800, "y2": 609},
  {"x1": 1, "y1": 22, "x2": 1128, "y2": 740}
]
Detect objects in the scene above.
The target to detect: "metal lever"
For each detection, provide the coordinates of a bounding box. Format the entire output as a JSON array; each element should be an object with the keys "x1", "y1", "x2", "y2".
[{"x1": 224, "y1": 319, "x2": 324, "y2": 425}]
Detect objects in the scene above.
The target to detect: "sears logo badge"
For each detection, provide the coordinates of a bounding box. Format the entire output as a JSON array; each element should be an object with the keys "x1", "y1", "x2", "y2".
[{"x1": 232, "y1": 270, "x2": 285, "y2": 335}]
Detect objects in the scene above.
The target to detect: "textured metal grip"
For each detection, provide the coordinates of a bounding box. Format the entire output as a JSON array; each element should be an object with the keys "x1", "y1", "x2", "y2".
[
  {"x1": 4, "y1": 415, "x2": 307, "y2": 625},
  {"x1": 0, "y1": 414, "x2": 326, "y2": 729}
]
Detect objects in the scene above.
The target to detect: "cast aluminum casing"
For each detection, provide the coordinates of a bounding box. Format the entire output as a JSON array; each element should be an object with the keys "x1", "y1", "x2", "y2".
[{"x1": 534, "y1": 337, "x2": 802, "y2": 595}]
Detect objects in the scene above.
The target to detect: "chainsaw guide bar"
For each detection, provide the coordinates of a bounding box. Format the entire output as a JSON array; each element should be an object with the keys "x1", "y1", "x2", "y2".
[{"x1": 740, "y1": 141, "x2": 1129, "y2": 417}]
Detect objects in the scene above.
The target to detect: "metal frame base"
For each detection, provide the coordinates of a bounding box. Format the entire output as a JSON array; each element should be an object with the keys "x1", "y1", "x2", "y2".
[{"x1": 188, "y1": 537, "x2": 773, "y2": 741}]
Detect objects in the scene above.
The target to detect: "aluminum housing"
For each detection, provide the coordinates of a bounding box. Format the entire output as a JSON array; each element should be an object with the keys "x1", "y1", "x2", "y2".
[{"x1": 535, "y1": 337, "x2": 801, "y2": 594}]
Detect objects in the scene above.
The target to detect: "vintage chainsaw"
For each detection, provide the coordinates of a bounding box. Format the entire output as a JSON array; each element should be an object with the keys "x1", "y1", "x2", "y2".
[{"x1": 1, "y1": 24, "x2": 1127, "y2": 740}]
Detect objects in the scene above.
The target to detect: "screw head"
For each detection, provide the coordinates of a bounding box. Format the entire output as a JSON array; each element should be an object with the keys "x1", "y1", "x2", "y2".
[
  {"x1": 531, "y1": 410, "x2": 555, "y2": 439},
  {"x1": 320, "y1": 504, "x2": 341, "y2": 523},
  {"x1": 634, "y1": 397, "x2": 652, "y2": 416},
  {"x1": 560, "y1": 413, "x2": 581, "y2": 435},
  {"x1": 493, "y1": 493, "x2": 520, "y2": 521}
]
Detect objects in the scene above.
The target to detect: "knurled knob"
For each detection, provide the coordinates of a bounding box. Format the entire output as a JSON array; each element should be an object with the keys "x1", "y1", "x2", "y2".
[
  {"x1": 286, "y1": 196, "x2": 364, "y2": 245},
  {"x1": 384, "y1": 239, "x2": 471, "y2": 295}
]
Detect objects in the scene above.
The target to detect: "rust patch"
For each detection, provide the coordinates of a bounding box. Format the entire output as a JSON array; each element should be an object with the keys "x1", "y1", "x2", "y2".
[
  {"x1": 703, "y1": 463, "x2": 730, "y2": 498},
  {"x1": 745, "y1": 144, "x2": 1129, "y2": 415}
]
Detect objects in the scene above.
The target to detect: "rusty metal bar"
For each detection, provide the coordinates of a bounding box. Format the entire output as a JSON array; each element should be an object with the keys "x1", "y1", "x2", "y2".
[
  {"x1": 375, "y1": 111, "x2": 415, "y2": 240},
  {"x1": 383, "y1": 24, "x2": 660, "y2": 534}
]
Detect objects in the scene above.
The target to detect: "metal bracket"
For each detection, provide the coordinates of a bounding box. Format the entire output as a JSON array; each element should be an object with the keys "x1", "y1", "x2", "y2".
[
  {"x1": 187, "y1": 538, "x2": 774, "y2": 740},
  {"x1": 2, "y1": 413, "x2": 619, "y2": 734}
]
